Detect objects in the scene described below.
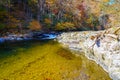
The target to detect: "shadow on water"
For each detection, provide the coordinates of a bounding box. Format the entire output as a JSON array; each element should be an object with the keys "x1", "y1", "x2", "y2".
[
  {"x1": 56, "y1": 48, "x2": 75, "y2": 60},
  {"x1": 0, "y1": 40, "x2": 52, "y2": 59}
]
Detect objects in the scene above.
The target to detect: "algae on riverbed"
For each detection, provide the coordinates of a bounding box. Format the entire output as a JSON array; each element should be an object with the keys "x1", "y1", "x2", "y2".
[{"x1": 0, "y1": 41, "x2": 111, "y2": 80}]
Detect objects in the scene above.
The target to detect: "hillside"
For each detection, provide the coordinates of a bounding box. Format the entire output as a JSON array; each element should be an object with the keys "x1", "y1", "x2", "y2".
[{"x1": 0, "y1": 0, "x2": 120, "y2": 34}]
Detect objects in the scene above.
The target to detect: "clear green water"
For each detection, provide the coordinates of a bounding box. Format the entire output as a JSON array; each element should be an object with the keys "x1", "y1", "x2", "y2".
[{"x1": 0, "y1": 40, "x2": 111, "y2": 80}]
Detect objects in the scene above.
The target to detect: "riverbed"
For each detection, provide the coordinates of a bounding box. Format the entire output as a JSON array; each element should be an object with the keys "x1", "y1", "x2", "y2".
[{"x1": 0, "y1": 40, "x2": 111, "y2": 80}]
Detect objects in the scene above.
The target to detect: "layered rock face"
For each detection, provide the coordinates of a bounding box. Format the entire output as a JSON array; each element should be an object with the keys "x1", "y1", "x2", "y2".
[{"x1": 57, "y1": 27, "x2": 120, "y2": 80}]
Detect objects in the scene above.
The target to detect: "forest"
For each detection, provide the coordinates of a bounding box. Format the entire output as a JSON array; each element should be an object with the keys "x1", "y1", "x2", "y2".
[
  {"x1": 0, "y1": 0, "x2": 120, "y2": 35},
  {"x1": 0, "y1": 0, "x2": 119, "y2": 36},
  {"x1": 0, "y1": 0, "x2": 76, "y2": 34}
]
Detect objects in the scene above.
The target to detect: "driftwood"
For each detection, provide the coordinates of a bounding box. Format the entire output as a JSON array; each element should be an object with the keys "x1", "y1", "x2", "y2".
[{"x1": 90, "y1": 27, "x2": 120, "y2": 49}]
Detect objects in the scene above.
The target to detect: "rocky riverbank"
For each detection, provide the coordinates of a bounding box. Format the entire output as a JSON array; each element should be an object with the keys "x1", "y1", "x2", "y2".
[
  {"x1": 0, "y1": 32, "x2": 58, "y2": 43},
  {"x1": 57, "y1": 27, "x2": 120, "y2": 80},
  {"x1": 0, "y1": 33, "x2": 32, "y2": 43}
]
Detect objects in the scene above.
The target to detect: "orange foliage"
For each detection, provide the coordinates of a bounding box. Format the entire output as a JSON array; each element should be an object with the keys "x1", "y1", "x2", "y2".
[
  {"x1": 7, "y1": 16, "x2": 20, "y2": 28},
  {"x1": 77, "y1": 2, "x2": 86, "y2": 18},
  {"x1": 55, "y1": 22, "x2": 75, "y2": 30},
  {"x1": 103, "y1": 0, "x2": 109, "y2": 3},
  {"x1": 0, "y1": 10, "x2": 20, "y2": 29},
  {"x1": 44, "y1": 18, "x2": 52, "y2": 24},
  {"x1": 29, "y1": 20, "x2": 42, "y2": 31}
]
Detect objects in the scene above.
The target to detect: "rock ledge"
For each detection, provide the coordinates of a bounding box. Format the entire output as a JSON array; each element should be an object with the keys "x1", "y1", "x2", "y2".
[{"x1": 57, "y1": 27, "x2": 120, "y2": 80}]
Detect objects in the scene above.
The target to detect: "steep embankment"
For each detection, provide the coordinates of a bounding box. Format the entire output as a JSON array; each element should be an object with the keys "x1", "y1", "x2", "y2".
[{"x1": 57, "y1": 27, "x2": 120, "y2": 80}]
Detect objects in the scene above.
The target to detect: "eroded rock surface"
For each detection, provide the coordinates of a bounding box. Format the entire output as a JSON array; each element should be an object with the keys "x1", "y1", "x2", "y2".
[{"x1": 57, "y1": 27, "x2": 120, "y2": 80}]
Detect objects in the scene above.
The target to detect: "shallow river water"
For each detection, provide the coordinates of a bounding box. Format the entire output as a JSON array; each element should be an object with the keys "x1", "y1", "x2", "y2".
[{"x1": 0, "y1": 40, "x2": 111, "y2": 80}]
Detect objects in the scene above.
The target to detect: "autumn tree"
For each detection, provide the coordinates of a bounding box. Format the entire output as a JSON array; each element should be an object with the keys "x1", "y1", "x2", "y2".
[{"x1": 29, "y1": 20, "x2": 42, "y2": 31}]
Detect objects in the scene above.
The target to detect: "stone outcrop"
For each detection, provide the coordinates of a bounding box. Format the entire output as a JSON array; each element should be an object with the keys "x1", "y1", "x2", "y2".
[{"x1": 57, "y1": 27, "x2": 120, "y2": 80}]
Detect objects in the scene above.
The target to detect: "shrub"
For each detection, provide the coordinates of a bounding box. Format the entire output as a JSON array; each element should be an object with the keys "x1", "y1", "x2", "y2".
[
  {"x1": 44, "y1": 18, "x2": 52, "y2": 24},
  {"x1": 55, "y1": 22, "x2": 75, "y2": 31},
  {"x1": 29, "y1": 20, "x2": 42, "y2": 31}
]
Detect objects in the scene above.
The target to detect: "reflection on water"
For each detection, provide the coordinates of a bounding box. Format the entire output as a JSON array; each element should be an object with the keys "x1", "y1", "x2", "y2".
[{"x1": 0, "y1": 40, "x2": 111, "y2": 80}]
